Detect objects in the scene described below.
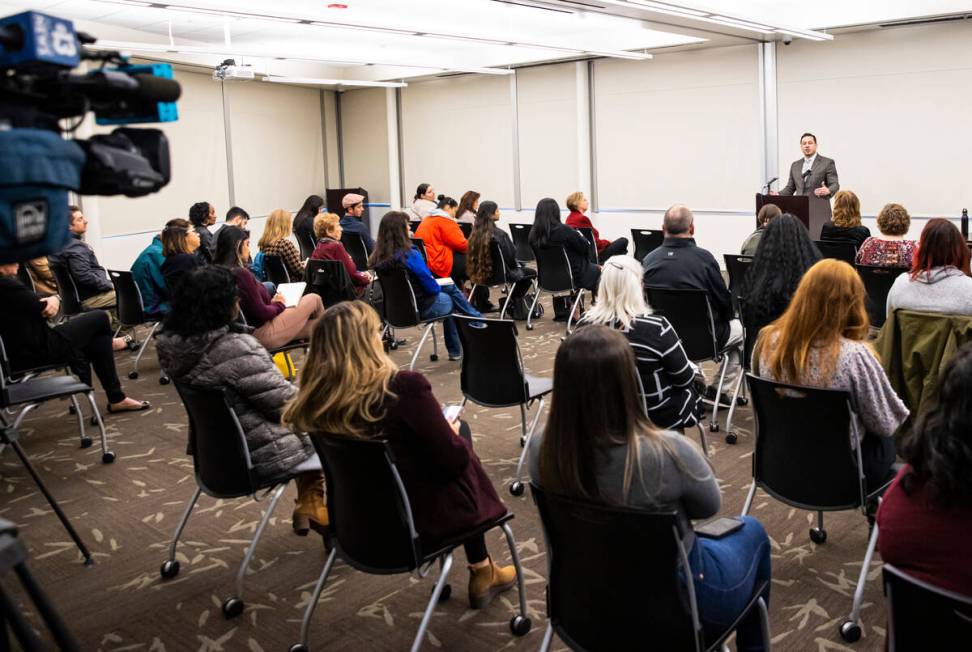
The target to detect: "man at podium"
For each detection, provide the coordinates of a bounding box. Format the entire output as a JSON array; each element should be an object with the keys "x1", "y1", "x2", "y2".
[{"x1": 773, "y1": 132, "x2": 840, "y2": 219}]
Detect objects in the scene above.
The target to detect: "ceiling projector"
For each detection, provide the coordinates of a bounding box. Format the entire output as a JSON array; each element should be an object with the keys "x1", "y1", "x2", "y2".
[{"x1": 213, "y1": 59, "x2": 254, "y2": 81}]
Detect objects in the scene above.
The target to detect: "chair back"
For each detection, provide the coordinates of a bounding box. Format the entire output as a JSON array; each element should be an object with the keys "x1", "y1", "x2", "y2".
[
  {"x1": 408, "y1": 220, "x2": 422, "y2": 235},
  {"x1": 304, "y1": 259, "x2": 356, "y2": 306},
  {"x1": 531, "y1": 486, "x2": 700, "y2": 651},
  {"x1": 509, "y1": 223, "x2": 535, "y2": 262},
  {"x1": 48, "y1": 261, "x2": 84, "y2": 316},
  {"x1": 532, "y1": 246, "x2": 576, "y2": 294},
  {"x1": 631, "y1": 228, "x2": 664, "y2": 262},
  {"x1": 644, "y1": 287, "x2": 718, "y2": 362},
  {"x1": 410, "y1": 237, "x2": 428, "y2": 263},
  {"x1": 263, "y1": 254, "x2": 291, "y2": 285},
  {"x1": 575, "y1": 227, "x2": 599, "y2": 264},
  {"x1": 856, "y1": 265, "x2": 900, "y2": 328},
  {"x1": 747, "y1": 374, "x2": 864, "y2": 510},
  {"x1": 173, "y1": 381, "x2": 258, "y2": 498},
  {"x1": 16, "y1": 264, "x2": 35, "y2": 292},
  {"x1": 296, "y1": 232, "x2": 316, "y2": 260},
  {"x1": 311, "y1": 434, "x2": 423, "y2": 573},
  {"x1": 478, "y1": 240, "x2": 509, "y2": 286},
  {"x1": 883, "y1": 564, "x2": 972, "y2": 650},
  {"x1": 376, "y1": 266, "x2": 421, "y2": 328},
  {"x1": 341, "y1": 232, "x2": 370, "y2": 271},
  {"x1": 108, "y1": 269, "x2": 148, "y2": 327},
  {"x1": 723, "y1": 254, "x2": 754, "y2": 299},
  {"x1": 458, "y1": 222, "x2": 473, "y2": 239},
  {"x1": 815, "y1": 240, "x2": 857, "y2": 265},
  {"x1": 454, "y1": 316, "x2": 528, "y2": 407}
]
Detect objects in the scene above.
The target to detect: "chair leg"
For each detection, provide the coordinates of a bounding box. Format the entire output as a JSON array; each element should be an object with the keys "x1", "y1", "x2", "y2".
[
  {"x1": 226, "y1": 484, "x2": 287, "y2": 614},
  {"x1": 68, "y1": 395, "x2": 92, "y2": 449},
  {"x1": 430, "y1": 323, "x2": 439, "y2": 360},
  {"x1": 565, "y1": 290, "x2": 585, "y2": 335},
  {"x1": 499, "y1": 285, "x2": 514, "y2": 320},
  {"x1": 696, "y1": 423, "x2": 709, "y2": 458},
  {"x1": 709, "y1": 355, "x2": 730, "y2": 432},
  {"x1": 410, "y1": 552, "x2": 453, "y2": 652},
  {"x1": 161, "y1": 486, "x2": 201, "y2": 577},
  {"x1": 757, "y1": 597, "x2": 771, "y2": 651},
  {"x1": 526, "y1": 290, "x2": 543, "y2": 330},
  {"x1": 500, "y1": 522, "x2": 530, "y2": 626},
  {"x1": 741, "y1": 482, "x2": 757, "y2": 516},
  {"x1": 12, "y1": 403, "x2": 39, "y2": 432},
  {"x1": 409, "y1": 323, "x2": 436, "y2": 371},
  {"x1": 723, "y1": 372, "x2": 745, "y2": 435},
  {"x1": 539, "y1": 622, "x2": 554, "y2": 652},
  {"x1": 83, "y1": 392, "x2": 114, "y2": 463},
  {"x1": 132, "y1": 322, "x2": 160, "y2": 377},
  {"x1": 510, "y1": 398, "x2": 544, "y2": 496},
  {"x1": 296, "y1": 546, "x2": 338, "y2": 649},
  {"x1": 844, "y1": 523, "x2": 879, "y2": 632},
  {"x1": 519, "y1": 404, "x2": 528, "y2": 447}
]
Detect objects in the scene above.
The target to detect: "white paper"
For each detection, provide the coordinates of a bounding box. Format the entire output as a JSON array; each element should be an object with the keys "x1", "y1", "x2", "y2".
[{"x1": 276, "y1": 282, "x2": 306, "y2": 307}]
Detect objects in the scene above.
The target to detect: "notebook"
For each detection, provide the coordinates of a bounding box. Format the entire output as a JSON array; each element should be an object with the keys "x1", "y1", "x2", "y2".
[
  {"x1": 435, "y1": 277, "x2": 455, "y2": 286},
  {"x1": 276, "y1": 282, "x2": 307, "y2": 307}
]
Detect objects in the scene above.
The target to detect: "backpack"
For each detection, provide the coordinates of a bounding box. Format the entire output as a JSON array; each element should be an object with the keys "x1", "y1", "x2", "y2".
[
  {"x1": 250, "y1": 251, "x2": 266, "y2": 281},
  {"x1": 507, "y1": 293, "x2": 543, "y2": 321}
]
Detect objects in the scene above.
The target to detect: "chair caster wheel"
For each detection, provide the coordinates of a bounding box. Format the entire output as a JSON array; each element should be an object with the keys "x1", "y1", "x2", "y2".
[
  {"x1": 509, "y1": 481, "x2": 524, "y2": 497},
  {"x1": 520, "y1": 436, "x2": 526, "y2": 448},
  {"x1": 160, "y1": 560, "x2": 180, "y2": 579},
  {"x1": 435, "y1": 583, "x2": 452, "y2": 603},
  {"x1": 90, "y1": 416, "x2": 99, "y2": 426},
  {"x1": 526, "y1": 324, "x2": 534, "y2": 331},
  {"x1": 430, "y1": 354, "x2": 439, "y2": 362},
  {"x1": 80, "y1": 437, "x2": 93, "y2": 449},
  {"x1": 389, "y1": 342, "x2": 399, "y2": 350},
  {"x1": 839, "y1": 620, "x2": 861, "y2": 643},
  {"x1": 710, "y1": 423, "x2": 720, "y2": 432},
  {"x1": 102, "y1": 451, "x2": 116, "y2": 464},
  {"x1": 510, "y1": 615, "x2": 532, "y2": 636},
  {"x1": 289, "y1": 644, "x2": 308, "y2": 652},
  {"x1": 159, "y1": 376, "x2": 170, "y2": 385},
  {"x1": 68, "y1": 404, "x2": 77, "y2": 414},
  {"x1": 222, "y1": 597, "x2": 244, "y2": 619},
  {"x1": 725, "y1": 432, "x2": 738, "y2": 445},
  {"x1": 735, "y1": 397, "x2": 749, "y2": 406},
  {"x1": 810, "y1": 527, "x2": 827, "y2": 544},
  {"x1": 128, "y1": 371, "x2": 139, "y2": 379}
]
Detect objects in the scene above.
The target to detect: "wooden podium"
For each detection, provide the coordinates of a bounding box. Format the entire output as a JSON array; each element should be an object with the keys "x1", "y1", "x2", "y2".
[{"x1": 755, "y1": 193, "x2": 831, "y2": 240}]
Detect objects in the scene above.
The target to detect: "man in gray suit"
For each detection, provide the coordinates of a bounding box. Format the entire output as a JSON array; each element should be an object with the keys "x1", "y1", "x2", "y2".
[{"x1": 773, "y1": 132, "x2": 839, "y2": 218}]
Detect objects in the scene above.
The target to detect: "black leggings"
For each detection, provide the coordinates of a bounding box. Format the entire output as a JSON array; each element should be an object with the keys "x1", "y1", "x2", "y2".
[
  {"x1": 860, "y1": 432, "x2": 897, "y2": 494},
  {"x1": 54, "y1": 311, "x2": 125, "y2": 404},
  {"x1": 598, "y1": 237, "x2": 629, "y2": 263},
  {"x1": 456, "y1": 421, "x2": 490, "y2": 564}
]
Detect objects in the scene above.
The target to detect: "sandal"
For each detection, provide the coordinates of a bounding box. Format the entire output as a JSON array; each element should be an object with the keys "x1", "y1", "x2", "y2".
[{"x1": 106, "y1": 400, "x2": 151, "y2": 414}]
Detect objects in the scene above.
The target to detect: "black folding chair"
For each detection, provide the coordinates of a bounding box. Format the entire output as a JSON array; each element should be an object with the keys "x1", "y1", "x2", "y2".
[
  {"x1": 532, "y1": 486, "x2": 770, "y2": 652},
  {"x1": 468, "y1": 241, "x2": 536, "y2": 320},
  {"x1": 575, "y1": 227, "x2": 599, "y2": 264},
  {"x1": 509, "y1": 223, "x2": 535, "y2": 263},
  {"x1": 410, "y1": 237, "x2": 429, "y2": 264},
  {"x1": 48, "y1": 261, "x2": 86, "y2": 318},
  {"x1": 453, "y1": 316, "x2": 551, "y2": 495},
  {"x1": 458, "y1": 222, "x2": 473, "y2": 238},
  {"x1": 304, "y1": 259, "x2": 357, "y2": 306},
  {"x1": 296, "y1": 232, "x2": 316, "y2": 261},
  {"x1": 341, "y1": 232, "x2": 370, "y2": 272},
  {"x1": 742, "y1": 374, "x2": 894, "y2": 643},
  {"x1": 645, "y1": 287, "x2": 743, "y2": 440},
  {"x1": 815, "y1": 240, "x2": 857, "y2": 265},
  {"x1": 723, "y1": 254, "x2": 754, "y2": 317},
  {"x1": 527, "y1": 246, "x2": 586, "y2": 334},
  {"x1": 290, "y1": 435, "x2": 531, "y2": 652},
  {"x1": 263, "y1": 254, "x2": 292, "y2": 285},
  {"x1": 409, "y1": 219, "x2": 422, "y2": 235},
  {"x1": 883, "y1": 564, "x2": 972, "y2": 650},
  {"x1": 376, "y1": 266, "x2": 447, "y2": 371},
  {"x1": 856, "y1": 265, "x2": 901, "y2": 329},
  {"x1": 108, "y1": 270, "x2": 167, "y2": 383},
  {"x1": 632, "y1": 228, "x2": 665, "y2": 263},
  {"x1": 160, "y1": 382, "x2": 305, "y2": 619}
]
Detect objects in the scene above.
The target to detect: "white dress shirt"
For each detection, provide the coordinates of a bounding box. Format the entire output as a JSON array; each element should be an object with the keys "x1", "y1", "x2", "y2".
[{"x1": 801, "y1": 153, "x2": 817, "y2": 175}]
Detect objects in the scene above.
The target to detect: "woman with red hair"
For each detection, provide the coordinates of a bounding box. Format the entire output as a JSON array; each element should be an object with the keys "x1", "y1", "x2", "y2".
[{"x1": 886, "y1": 218, "x2": 972, "y2": 316}]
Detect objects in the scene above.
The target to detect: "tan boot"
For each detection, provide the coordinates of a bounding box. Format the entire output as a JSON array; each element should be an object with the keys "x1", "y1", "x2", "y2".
[
  {"x1": 467, "y1": 556, "x2": 517, "y2": 609},
  {"x1": 293, "y1": 471, "x2": 329, "y2": 538}
]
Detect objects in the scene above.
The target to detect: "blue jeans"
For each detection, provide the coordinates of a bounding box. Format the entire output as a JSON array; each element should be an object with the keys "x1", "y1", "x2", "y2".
[
  {"x1": 262, "y1": 281, "x2": 276, "y2": 296},
  {"x1": 419, "y1": 285, "x2": 482, "y2": 357},
  {"x1": 688, "y1": 516, "x2": 771, "y2": 652}
]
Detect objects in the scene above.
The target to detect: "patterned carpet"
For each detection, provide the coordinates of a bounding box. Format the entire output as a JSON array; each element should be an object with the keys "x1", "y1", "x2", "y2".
[{"x1": 2, "y1": 298, "x2": 887, "y2": 652}]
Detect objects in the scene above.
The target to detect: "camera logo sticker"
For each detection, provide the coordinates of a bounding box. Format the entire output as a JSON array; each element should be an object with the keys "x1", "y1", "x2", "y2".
[
  {"x1": 31, "y1": 12, "x2": 77, "y2": 61},
  {"x1": 15, "y1": 200, "x2": 47, "y2": 243}
]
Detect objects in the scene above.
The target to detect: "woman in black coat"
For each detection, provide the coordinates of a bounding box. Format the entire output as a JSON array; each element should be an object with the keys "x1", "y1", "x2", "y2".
[{"x1": 528, "y1": 197, "x2": 600, "y2": 292}]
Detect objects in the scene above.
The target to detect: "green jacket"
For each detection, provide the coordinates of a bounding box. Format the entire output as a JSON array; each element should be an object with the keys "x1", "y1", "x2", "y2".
[{"x1": 875, "y1": 309, "x2": 972, "y2": 416}]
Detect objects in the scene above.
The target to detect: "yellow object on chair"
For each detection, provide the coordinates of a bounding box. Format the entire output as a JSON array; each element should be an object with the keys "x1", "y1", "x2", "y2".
[{"x1": 273, "y1": 352, "x2": 298, "y2": 380}]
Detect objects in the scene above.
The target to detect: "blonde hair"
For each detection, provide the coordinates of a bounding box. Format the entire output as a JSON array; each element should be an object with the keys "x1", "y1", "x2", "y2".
[
  {"x1": 831, "y1": 190, "x2": 862, "y2": 228},
  {"x1": 258, "y1": 209, "x2": 292, "y2": 250},
  {"x1": 565, "y1": 191, "x2": 585, "y2": 212},
  {"x1": 314, "y1": 212, "x2": 340, "y2": 240},
  {"x1": 282, "y1": 302, "x2": 397, "y2": 438},
  {"x1": 581, "y1": 255, "x2": 650, "y2": 330}
]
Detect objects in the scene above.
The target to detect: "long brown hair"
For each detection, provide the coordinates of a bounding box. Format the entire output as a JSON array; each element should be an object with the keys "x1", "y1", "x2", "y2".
[
  {"x1": 369, "y1": 211, "x2": 412, "y2": 269},
  {"x1": 754, "y1": 258, "x2": 869, "y2": 384},
  {"x1": 467, "y1": 200, "x2": 498, "y2": 285},
  {"x1": 282, "y1": 302, "x2": 397, "y2": 438},
  {"x1": 910, "y1": 218, "x2": 971, "y2": 279},
  {"x1": 161, "y1": 218, "x2": 193, "y2": 256},
  {"x1": 456, "y1": 190, "x2": 480, "y2": 220}
]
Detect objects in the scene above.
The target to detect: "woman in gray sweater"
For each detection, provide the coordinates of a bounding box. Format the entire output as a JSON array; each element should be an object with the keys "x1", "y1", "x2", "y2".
[
  {"x1": 530, "y1": 326, "x2": 771, "y2": 652},
  {"x1": 886, "y1": 218, "x2": 972, "y2": 317}
]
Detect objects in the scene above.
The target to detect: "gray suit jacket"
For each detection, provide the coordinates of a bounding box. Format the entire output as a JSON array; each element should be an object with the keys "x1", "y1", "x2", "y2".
[{"x1": 779, "y1": 154, "x2": 839, "y2": 198}]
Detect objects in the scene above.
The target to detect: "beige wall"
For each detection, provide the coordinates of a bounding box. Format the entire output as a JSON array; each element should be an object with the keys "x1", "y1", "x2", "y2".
[{"x1": 340, "y1": 88, "x2": 391, "y2": 204}]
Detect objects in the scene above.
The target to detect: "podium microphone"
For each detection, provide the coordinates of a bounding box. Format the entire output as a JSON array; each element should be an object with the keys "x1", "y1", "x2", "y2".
[
  {"x1": 801, "y1": 169, "x2": 812, "y2": 195},
  {"x1": 763, "y1": 176, "x2": 778, "y2": 193}
]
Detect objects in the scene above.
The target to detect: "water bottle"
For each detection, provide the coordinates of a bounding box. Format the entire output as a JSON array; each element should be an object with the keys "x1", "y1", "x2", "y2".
[{"x1": 963, "y1": 208, "x2": 969, "y2": 240}]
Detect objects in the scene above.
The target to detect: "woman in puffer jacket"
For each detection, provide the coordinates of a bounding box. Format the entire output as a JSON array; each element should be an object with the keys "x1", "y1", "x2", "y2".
[{"x1": 156, "y1": 265, "x2": 328, "y2": 539}]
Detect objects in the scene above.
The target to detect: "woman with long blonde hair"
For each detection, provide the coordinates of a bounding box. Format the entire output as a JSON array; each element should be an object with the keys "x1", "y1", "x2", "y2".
[
  {"x1": 753, "y1": 258, "x2": 908, "y2": 491},
  {"x1": 259, "y1": 208, "x2": 303, "y2": 280},
  {"x1": 282, "y1": 301, "x2": 519, "y2": 610}
]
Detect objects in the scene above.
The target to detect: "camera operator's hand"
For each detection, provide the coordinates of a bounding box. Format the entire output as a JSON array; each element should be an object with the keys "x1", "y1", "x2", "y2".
[
  {"x1": 41, "y1": 296, "x2": 60, "y2": 319},
  {"x1": 271, "y1": 293, "x2": 287, "y2": 305}
]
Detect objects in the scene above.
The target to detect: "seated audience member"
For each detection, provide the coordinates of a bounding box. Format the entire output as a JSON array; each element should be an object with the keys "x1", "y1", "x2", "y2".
[
  {"x1": 311, "y1": 212, "x2": 374, "y2": 296},
  {"x1": 131, "y1": 229, "x2": 168, "y2": 318},
  {"x1": 886, "y1": 218, "x2": 972, "y2": 316},
  {"x1": 740, "y1": 214, "x2": 821, "y2": 342},
  {"x1": 529, "y1": 326, "x2": 771, "y2": 651},
  {"x1": 407, "y1": 183, "x2": 437, "y2": 221},
  {"x1": 467, "y1": 201, "x2": 537, "y2": 311},
  {"x1": 456, "y1": 190, "x2": 480, "y2": 224},
  {"x1": 642, "y1": 204, "x2": 740, "y2": 403},
  {"x1": 282, "y1": 301, "x2": 516, "y2": 608},
  {"x1": 215, "y1": 226, "x2": 324, "y2": 350},
  {"x1": 740, "y1": 204, "x2": 782, "y2": 256},
  {"x1": 156, "y1": 265, "x2": 328, "y2": 538},
  {"x1": 293, "y1": 194, "x2": 325, "y2": 247},
  {"x1": 49, "y1": 206, "x2": 116, "y2": 310},
  {"x1": 370, "y1": 211, "x2": 481, "y2": 361},
  {"x1": 188, "y1": 201, "x2": 217, "y2": 262},
  {"x1": 160, "y1": 219, "x2": 203, "y2": 298},
  {"x1": 259, "y1": 209, "x2": 304, "y2": 281},
  {"x1": 339, "y1": 192, "x2": 375, "y2": 253},
  {"x1": 0, "y1": 262, "x2": 148, "y2": 413},
  {"x1": 877, "y1": 342, "x2": 972, "y2": 596},
  {"x1": 564, "y1": 191, "x2": 629, "y2": 263},
  {"x1": 224, "y1": 206, "x2": 250, "y2": 229},
  {"x1": 415, "y1": 195, "x2": 468, "y2": 281},
  {"x1": 753, "y1": 259, "x2": 908, "y2": 492},
  {"x1": 529, "y1": 197, "x2": 600, "y2": 293},
  {"x1": 855, "y1": 203, "x2": 917, "y2": 268},
  {"x1": 820, "y1": 190, "x2": 870, "y2": 250},
  {"x1": 580, "y1": 256, "x2": 701, "y2": 430},
  {"x1": 25, "y1": 257, "x2": 57, "y2": 296}
]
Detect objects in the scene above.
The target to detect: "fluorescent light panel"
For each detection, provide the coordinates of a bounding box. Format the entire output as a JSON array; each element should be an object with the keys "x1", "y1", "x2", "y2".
[
  {"x1": 264, "y1": 76, "x2": 406, "y2": 88},
  {"x1": 618, "y1": 0, "x2": 832, "y2": 40}
]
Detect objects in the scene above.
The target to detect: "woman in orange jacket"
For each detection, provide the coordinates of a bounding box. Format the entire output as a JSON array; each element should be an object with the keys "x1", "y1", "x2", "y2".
[{"x1": 415, "y1": 195, "x2": 469, "y2": 282}]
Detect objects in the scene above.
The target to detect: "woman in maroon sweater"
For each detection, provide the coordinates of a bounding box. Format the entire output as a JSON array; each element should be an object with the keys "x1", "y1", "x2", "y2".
[
  {"x1": 283, "y1": 301, "x2": 517, "y2": 610},
  {"x1": 877, "y1": 343, "x2": 972, "y2": 596},
  {"x1": 564, "y1": 191, "x2": 628, "y2": 263},
  {"x1": 214, "y1": 226, "x2": 324, "y2": 350},
  {"x1": 310, "y1": 212, "x2": 373, "y2": 296}
]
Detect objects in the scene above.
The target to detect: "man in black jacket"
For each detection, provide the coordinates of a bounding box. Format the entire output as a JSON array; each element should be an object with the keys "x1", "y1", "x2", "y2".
[
  {"x1": 642, "y1": 204, "x2": 743, "y2": 404},
  {"x1": 49, "y1": 206, "x2": 116, "y2": 310}
]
